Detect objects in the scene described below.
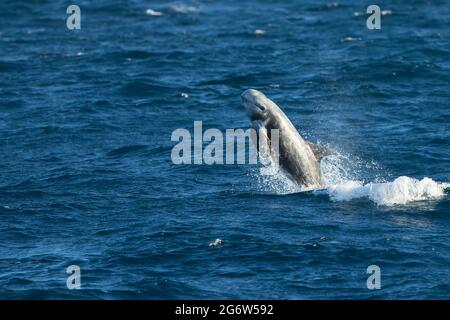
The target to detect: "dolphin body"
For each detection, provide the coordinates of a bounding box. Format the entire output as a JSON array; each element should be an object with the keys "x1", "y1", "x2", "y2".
[{"x1": 241, "y1": 89, "x2": 326, "y2": 189}]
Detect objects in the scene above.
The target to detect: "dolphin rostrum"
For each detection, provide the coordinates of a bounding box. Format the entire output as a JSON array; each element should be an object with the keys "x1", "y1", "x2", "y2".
[{"x1": 241, "y1": 89, "x2": 327, "y2": 189}]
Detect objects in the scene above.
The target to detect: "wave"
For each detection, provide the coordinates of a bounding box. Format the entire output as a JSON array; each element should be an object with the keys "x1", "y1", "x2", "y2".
[
  {"x1": 327, "y1": 176, "x2": 447, "y2": 206},
  {"x1": 146, "y1": 9, "x2": 163, "y2": 16},
  {"x1": 253, "y1": 151, "x2": 449, "y2": 207},
  {"x1": 170, "y1": 4, "x2": 198, "y2": 14}
]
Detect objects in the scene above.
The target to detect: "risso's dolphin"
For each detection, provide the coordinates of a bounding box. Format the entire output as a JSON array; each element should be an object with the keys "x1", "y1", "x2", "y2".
[{"x1": 241, "y1": 89, "x2": 328, "y2": 189}]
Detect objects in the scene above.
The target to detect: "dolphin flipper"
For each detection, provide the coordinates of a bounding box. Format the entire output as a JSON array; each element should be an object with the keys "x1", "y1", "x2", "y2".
[
  {"x1": 250, "y1": 121, "x2": 274, "y2": 165},
  {"x1": 257, "y1": 126, "x2": 273, "y2": 164}
]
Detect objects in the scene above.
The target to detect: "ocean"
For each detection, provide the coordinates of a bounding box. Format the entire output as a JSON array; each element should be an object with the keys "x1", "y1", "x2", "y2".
[{"x1": 0, "y1": 0, "x2": 449, "y2": 299}]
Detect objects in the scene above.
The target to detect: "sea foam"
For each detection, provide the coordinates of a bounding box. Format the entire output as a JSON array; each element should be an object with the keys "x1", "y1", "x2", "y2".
[
  {"x1": 327, "y1": 176, "x2": 446, "y2": 206},
  {"x1": 255, "y1": 151, "x2": 448, "y2": 207},
  {"x1": 320, "y1": 153, "x2": 448, "y2": 206}
]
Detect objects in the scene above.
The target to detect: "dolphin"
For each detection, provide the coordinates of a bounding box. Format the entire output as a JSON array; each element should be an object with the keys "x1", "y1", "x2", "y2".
[{"x1": 241, "y1": 89, "x2": 327, "y2": 189}]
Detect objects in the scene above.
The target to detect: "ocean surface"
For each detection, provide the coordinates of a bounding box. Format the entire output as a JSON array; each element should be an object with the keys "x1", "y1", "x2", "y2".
[{"x1": 1, "y1": 0, "x2": 449, "y2": 299}]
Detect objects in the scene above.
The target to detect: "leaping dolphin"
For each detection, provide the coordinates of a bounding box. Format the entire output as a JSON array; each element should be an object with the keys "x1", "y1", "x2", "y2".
[{"x1": 241, "y1": 89, "x2": 327, "y2": 189}]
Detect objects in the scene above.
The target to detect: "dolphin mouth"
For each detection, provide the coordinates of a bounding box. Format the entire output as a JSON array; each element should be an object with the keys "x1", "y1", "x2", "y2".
[{"x1": 250, "y1": 113, "x2": 263, "y2": 122}]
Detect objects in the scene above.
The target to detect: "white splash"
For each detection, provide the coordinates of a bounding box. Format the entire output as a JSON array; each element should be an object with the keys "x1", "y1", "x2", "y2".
[
  {"x1": 320, "y1": 153, "x2": 448, "y2": 206},
  {"x1": 250, "y1": 164, "x2": 300, "y2": 195},
  {"x1": 146, "y1": 8, "x2": 163, "y2": 16},
  {"x1": 341, "y1": 36, "x2": 361, "y2": 42},
  {"x1": 254, "y1": 149, "x2": 448, "y2": 207},
  {"x1": 209, "y1": 239, "x2": 223, "y2": 247},
  {"x1": 171, "y1": 4, "x2": 197, "y2": 14},
  {"x1": 327, "y1": 177, "x2": 446, "y2": 206}
]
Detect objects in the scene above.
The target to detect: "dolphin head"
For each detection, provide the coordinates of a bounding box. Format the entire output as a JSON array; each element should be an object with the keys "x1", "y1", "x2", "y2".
[{"x1": 241, "y1": 89, "x2": 272, "y2": 122}]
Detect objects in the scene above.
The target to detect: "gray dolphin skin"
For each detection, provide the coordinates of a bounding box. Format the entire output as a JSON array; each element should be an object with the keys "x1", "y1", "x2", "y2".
[{"x1": 241, "y1": 89, "x2": 325, "y2": 189}]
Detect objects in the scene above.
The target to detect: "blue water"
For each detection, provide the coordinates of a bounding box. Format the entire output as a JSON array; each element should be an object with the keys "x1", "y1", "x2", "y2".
[{"x1": 1, "y1": 0, "x2": 449, "y2": 299}]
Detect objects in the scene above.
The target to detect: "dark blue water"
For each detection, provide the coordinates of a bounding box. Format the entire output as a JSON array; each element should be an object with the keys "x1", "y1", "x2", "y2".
[{"x1": 1, "y1": 0, "x2": 449, "y2": 299}]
